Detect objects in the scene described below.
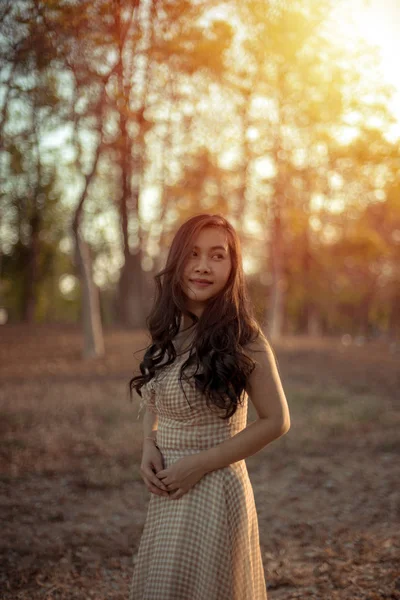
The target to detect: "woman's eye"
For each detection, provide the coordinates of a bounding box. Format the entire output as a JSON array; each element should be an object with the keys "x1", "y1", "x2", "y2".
[
  {"x1": 192, "y1": 250, "x2": 224, "y2": 258},
  {"x1": 190, "y1": 252, "x2": 224, "y2": 259}
]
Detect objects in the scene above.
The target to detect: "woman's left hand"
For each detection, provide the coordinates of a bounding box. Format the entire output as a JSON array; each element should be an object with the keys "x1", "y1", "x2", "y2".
[{"x1": 157, "y1": 454, "x2": 208, "y2": 500}]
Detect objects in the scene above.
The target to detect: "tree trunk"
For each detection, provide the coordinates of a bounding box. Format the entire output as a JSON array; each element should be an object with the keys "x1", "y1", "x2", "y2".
[
  {"x1": 22, "y1": 209, "x2": 41, "y2": 322},
  {"x1": 308, "y1": 305, "x2": 322, "y2": 336},
  {"x1": 266, "y1": 66, "x2": 286, "y2": 341},
  {"x1": 113, "y1": 0, "x2": 150, "y2": 329},
  {"x1": 358, "y1": 290, "x2": 372, "y2": 337},
  {"x1": 299, "y1": 227, "x2": 321, "y2": 336},
  {"x1": 388, "y1": 290, "x2": 400, "y2": 340},
  {"x1": 267, "y1": 210, "x2": 285, "y2": 340},
  {"x1": 234, "y1": 90, "x2": 252, "y2": 223},
  {"x1": 116, "y1": 250, "x2": 147, "y2": 328},
  {"x1": 73, "y1": 231, "x2": 104, "y2": 358}
]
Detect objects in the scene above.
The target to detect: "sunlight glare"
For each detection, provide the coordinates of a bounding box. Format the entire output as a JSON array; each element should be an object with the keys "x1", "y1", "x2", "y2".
[
  {"x1": 244, "y1": 219, "x2": 263, "y2": 236},
  {"x1": 243, "y1": 255, "x2": 258, "y2": 275},
  {"x1": 331, "y1": 0, "x2": 400, "y2": 138},
  {"x1": 59, "y1": 274, "x2": 78, "y2": 296},
  {"x1": 140, "y1": 186, "x2": 161, "y2": 222},
  {"x1": 254, "y1": 157, "x2": 276, "y2": 180},
  {"x1": 219, "y1": 148, "x2": 240, "y2": 169}
]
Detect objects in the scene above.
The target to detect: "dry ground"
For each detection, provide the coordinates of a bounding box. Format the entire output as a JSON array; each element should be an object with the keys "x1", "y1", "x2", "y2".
[{"x1": 0, "y1": 324, "x2": 399, "y2": 600}]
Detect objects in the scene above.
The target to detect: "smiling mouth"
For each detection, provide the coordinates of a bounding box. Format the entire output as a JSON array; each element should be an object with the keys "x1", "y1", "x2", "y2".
[{"x1": 190, "y1": 279, "x2": 213, "y2": 285}]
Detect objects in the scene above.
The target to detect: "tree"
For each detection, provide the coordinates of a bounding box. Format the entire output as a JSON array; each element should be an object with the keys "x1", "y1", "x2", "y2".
[{"x1": 0, "y1": 1, "x2": 69, "y2": 322}]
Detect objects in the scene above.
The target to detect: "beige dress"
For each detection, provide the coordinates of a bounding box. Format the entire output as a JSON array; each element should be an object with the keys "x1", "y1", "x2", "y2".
[{"x1": 130, "y1": 346, "x2": 268, "y2": 600}]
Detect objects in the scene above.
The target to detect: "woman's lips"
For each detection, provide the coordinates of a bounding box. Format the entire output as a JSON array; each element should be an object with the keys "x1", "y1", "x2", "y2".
[{"x1": 190, "y1": 280, "x2": 213, "y2": 287}]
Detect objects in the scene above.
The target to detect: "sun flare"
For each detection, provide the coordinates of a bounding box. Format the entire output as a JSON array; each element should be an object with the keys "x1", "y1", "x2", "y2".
[{"x1": 329, "y1": 0, "x2": 400, "y2": 139}]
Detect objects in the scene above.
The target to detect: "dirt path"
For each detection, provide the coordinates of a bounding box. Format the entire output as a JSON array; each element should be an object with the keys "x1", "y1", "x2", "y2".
[{"x1": 0, "y1": 325, "x2": 399, "y2": 599}]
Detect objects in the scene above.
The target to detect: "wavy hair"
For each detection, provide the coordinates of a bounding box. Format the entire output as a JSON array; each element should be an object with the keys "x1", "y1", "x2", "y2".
[{"x1": 129, "y1": 213, "x2": 269, "y2": 419}]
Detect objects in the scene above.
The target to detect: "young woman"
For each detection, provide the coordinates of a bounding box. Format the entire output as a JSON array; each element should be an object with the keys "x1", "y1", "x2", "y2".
[{"x1": 129, "y1": 213, "x2": 290, "y2": 600}]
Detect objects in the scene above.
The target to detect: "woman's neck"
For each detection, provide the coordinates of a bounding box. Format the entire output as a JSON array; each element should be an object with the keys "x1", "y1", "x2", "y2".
[
  {"x1": 181, "y1": 313, "x2": 199, "y2": 330},
  {"x1": 174, "y1": 316, "x2": 197, "y2": 353}
]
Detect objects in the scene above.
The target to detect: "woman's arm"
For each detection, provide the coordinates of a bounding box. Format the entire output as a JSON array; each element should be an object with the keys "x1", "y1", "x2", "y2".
[
  {"x1": 197, "y1": 334, "x2": 290, "y2": 473},
  {"x1": 143, "y1": 406, "x2": 158, "y2": 440},
  {"x1": 140, "y1": 408, "x2": 169, "y2": 496},
  {"x1": 157, "y1": 334, "x2": 290, "y2": 499}
]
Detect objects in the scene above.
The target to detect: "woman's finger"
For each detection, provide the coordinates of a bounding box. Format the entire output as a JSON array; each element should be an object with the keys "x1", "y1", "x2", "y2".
[
  {"x1": 165, "y1": 482, "x2": 178, "y2": 491},
  {"x1": 140, "y1": 465, "x2": 166, "y2": 488},
  {"x1": 150, "y1": 487, "x2": 169, "y2": 497},
  {"x1": 151, "y1": 474, "x2": 168, "y2": 491},
  {"x1": 141, "y1": 467, "x2": 168, "y2": 491},
  {"x1": 149, "y1": 484, "x2": 169, "y2": 497},
  {"x1": 170, "y1": 488, "x2": 185, "y2": 500},
  {"x1": 153, "y1": 458, "x2": 165, "y2": 473},
  {"x1": 143, "y1": 477, "x2": 169, "y2": 497}
]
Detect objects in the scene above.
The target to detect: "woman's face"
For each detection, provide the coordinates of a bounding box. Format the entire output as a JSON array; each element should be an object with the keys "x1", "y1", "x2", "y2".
[{"x1": 182, "y1": 227, "x2": 232, "y2": 317}]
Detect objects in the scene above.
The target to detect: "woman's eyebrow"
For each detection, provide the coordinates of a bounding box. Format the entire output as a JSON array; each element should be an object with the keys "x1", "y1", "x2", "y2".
[{"x1": 192, "y1": 245, "x2": 227, "y2": 251}]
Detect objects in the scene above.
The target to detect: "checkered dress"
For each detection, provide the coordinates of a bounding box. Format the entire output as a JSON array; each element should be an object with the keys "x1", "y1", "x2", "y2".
[{"x1": 130, "y1": 350, "x2": 268, "y2": 600}]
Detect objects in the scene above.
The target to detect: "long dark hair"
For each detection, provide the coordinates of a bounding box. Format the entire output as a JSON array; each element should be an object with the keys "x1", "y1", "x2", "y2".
[{"x1": 129, "y1": 213, "x2": 269, "y2": 419}]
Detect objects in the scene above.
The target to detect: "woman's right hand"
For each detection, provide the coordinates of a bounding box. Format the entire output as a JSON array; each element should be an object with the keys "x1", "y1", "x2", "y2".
[{"x1": 140, "y1": 440, "x2": 170, "y2": 497}]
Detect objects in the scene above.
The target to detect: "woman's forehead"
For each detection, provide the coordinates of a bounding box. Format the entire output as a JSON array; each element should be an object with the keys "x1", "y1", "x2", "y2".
[{"x1": 191, "y1": 227, "x2": 229, "y2": 249}]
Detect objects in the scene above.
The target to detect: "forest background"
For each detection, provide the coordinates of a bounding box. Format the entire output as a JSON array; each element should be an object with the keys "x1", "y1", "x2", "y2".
[{"x1": 1, "y1": 0, "x2": 400, "y2": 353}]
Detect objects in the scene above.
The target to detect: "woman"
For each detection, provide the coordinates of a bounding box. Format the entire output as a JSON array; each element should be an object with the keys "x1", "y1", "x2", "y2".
[{"x1": 129, "y1": 213, "x2": 290, "y2": 599}]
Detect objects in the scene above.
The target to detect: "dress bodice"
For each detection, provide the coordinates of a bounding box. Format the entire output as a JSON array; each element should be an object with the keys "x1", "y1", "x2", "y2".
[{"x1": 138, "y1": 351, "x2": 248, "y2": 451}]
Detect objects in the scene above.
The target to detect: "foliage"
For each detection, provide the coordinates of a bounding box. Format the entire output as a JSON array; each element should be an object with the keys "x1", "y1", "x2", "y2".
[{"x1": 0, "y1": 0, "x2": 399, "y2": 336}]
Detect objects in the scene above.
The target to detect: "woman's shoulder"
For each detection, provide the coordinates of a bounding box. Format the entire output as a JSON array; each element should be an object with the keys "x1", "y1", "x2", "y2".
[{"x1": 243, "y1": 330, "x2": 271, "y2": 356}]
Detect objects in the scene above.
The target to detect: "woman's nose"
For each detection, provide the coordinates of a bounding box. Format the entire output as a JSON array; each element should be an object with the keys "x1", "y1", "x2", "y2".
[{"x1": 195, "y1": 257, "x2": 211, "y2": 271}]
